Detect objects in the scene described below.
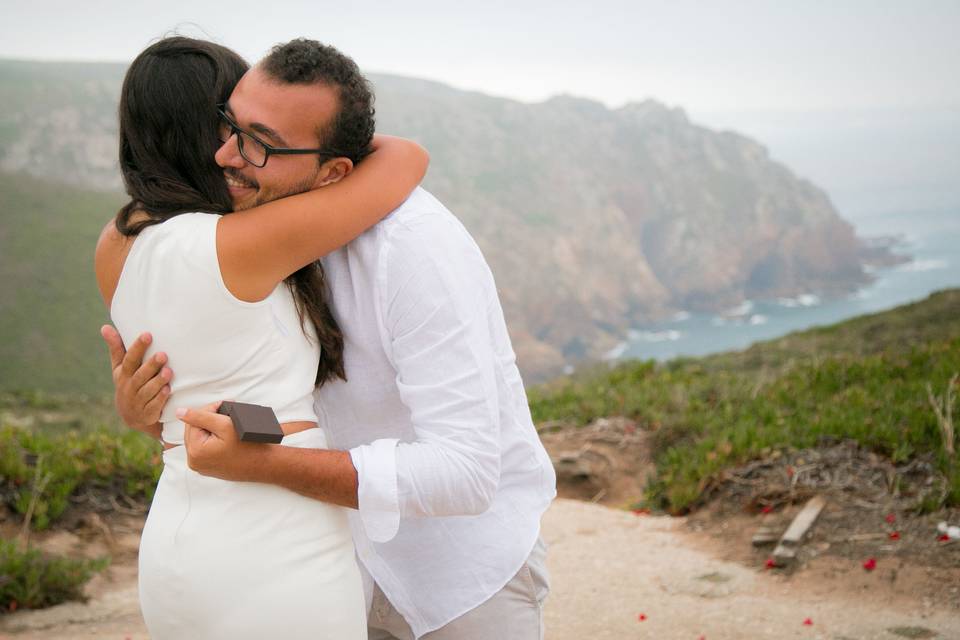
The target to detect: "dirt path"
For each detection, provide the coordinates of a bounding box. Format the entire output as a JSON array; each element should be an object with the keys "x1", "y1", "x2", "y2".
[
  {"x1": 543, "y1": 500, "x2": 958, "y2": 640},
  {"x1": 2, "y1": 499, "x2": 958, "y2": 640}
]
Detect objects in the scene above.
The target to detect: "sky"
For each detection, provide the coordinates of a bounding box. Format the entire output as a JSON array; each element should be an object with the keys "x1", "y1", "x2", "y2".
[{"x1": 3, "y1": 0, "x2": 959, "y2": 113}]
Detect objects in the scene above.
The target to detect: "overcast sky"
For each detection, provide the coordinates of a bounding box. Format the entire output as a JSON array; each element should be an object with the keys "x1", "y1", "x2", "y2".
[{"x1": 3, "y1": 1, "x2": 959, "y2": 112}]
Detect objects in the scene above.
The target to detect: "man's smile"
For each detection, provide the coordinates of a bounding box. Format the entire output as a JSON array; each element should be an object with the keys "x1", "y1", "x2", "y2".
[{"x1": 224, "y1": 170, "x2": 257, "y2": 196}]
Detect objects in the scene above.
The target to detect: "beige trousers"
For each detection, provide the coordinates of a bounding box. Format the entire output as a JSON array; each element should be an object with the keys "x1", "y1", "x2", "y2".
[{"x1": 367, "y1": 537, "x2": 550, "y2": 640}]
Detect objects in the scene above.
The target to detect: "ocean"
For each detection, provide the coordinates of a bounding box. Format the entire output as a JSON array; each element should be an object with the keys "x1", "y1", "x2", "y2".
[{"x1": 614, "y1": 205, "x2": 960, "y2": 362}]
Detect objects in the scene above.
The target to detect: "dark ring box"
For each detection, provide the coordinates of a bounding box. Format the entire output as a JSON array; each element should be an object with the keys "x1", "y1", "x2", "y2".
[{"x1": 216, "y1": 401, "x2": 284, "y2": 443}]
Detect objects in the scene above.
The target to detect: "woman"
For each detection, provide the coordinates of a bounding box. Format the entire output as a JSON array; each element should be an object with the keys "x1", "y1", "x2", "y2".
[{"x1": 93, "y1": 37, "x2": 427, "y2": 639}]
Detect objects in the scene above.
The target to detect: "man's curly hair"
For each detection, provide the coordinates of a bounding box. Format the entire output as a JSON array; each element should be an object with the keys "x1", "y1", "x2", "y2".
[{"x1": 260, "y1": 38, "x2": 375, "y2": 165}]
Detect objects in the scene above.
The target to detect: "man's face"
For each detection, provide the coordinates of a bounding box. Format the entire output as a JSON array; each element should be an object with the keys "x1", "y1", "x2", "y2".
[{"x1": 214, "y1": 66, "x2": 340, "y2": 211}]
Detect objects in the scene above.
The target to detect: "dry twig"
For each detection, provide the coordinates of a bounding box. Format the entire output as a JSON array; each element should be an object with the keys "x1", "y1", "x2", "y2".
[
  {"x1": 17, "y1": 455, "x2": 53, "y2": 549},
  {"x1": 926, "y1": 373, "x2": 957, "y2": 457}
]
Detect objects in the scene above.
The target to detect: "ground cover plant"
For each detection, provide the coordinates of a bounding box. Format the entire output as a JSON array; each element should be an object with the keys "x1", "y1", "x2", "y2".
[
  {"x1": 529, "y1": 289, "x2": 960, "y2": 513},
  {"x1": 0, "y1": 424, "x2": 161, "y2": 531},
  {"x1": 0, "y1": 539, "x2": 109, "y2": 612},
  {"x1": 0, "y1": 405, "x2": 159, "y2": 612}
]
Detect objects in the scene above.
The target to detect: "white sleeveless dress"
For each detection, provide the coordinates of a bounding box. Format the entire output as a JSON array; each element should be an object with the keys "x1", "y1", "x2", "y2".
[{"x1": 110, "y1": 212, "x2": 366, "y2": 640}]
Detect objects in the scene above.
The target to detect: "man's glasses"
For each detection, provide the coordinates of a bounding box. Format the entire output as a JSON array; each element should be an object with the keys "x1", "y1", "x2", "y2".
[{"x1": 216, "y1": 106, "x2": 341, "y2": 168}]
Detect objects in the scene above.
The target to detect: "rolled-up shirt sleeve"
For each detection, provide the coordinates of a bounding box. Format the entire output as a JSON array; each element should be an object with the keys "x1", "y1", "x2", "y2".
[
  {"x1": 349, "y1": 214, "x2": 503, "y2": 543},
  {"x1": 349, "y1": 438, "x2": 401, "y2": 543}
]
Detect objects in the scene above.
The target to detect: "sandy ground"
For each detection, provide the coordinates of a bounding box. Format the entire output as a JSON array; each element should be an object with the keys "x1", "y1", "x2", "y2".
[{"x1": 2, "y1": 498, "x2": 959, "y2": 640}]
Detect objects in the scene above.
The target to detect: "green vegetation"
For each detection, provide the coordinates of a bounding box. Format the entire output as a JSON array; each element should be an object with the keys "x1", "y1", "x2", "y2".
[
  {"x1": 1, "y1": 291, "x2": 957, "y2": 611},
  {"x1": 0, "y1": 422, "x2": 161, "y2": 531},
  {"x1": 529, "y1": 289, "x2": 960, "y2": 514},
  {"x1": 0, "y1": 539, "x2": 110, "y2": 612},
  {"x1": 0, "y1": 171, "x2": 125, "y2": 395},
  {"x1": 0, "y1": 393, "x2": 158, "y2": 612}
]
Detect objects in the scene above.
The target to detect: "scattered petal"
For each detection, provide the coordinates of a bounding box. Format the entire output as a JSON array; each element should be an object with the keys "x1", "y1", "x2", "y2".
[
  {"x1": 863, "y1": 557, "x2": 877, "y2": 571},
  {"x1": 803, "y1": 617, "x2": 813, "y2": 626},
  {"x1": 765, "y1": 557, "x2": 776, "y2": 569},
  {"x1": 938, "y1": 534, "x2": 951, "y2": 542},
  {"x1": 786, "y1": 465, "x2": 795, "y2": 477},
  {"x1": 885, "y1": 513, "x2": 896, "y2": 524},
  {"x1": 889, "y1": 531, "x2": 901, "y2": 540},
  {"x1": 761, "y1": 505, "x2": 774, "y2": 514},
  {"x1": 637, "y1": 613, "x2": 647, "y2": 621}
]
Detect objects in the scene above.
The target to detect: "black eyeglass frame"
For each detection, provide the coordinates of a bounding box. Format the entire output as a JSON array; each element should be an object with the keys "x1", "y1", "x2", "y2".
[{"x1": 216, "y1": 105, "x2": 343, "y2": 168}]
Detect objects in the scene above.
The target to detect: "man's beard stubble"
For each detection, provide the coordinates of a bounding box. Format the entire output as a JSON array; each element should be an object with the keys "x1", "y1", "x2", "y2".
[{"x1": 226, "y1": 166, "x2": 322, "y2": 212}]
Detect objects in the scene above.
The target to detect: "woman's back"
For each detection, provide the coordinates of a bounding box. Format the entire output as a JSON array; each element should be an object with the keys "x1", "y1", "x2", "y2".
[
  {"x1": 109, "y1": 212, "x2": 321, "y2": 445},
  {"x1": 105, "y1": 211, "x2": 365, "y2": 640}
]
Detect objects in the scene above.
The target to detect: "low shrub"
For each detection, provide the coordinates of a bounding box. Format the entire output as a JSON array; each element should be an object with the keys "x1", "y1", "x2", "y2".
[
  {"x1": 0, "y1": 425, "x2": 161, "y2": 530},
  {"x1": 0, "y1": 539, "x2": 109, "y2": 612}
]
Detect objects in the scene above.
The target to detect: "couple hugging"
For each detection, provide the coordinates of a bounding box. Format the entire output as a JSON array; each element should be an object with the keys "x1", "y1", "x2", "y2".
[{"x1": 94, "y1": 36, "x2": 556, "y2": 640}]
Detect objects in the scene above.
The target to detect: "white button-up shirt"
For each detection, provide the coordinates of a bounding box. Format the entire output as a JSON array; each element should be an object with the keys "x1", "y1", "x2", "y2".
[{"x1": 313, "y1": 187, "x2": 556, "y2": 638}]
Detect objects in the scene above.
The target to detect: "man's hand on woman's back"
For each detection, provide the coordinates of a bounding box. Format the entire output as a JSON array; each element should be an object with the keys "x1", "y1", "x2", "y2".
[{"x1": 100, "y1": 325, "x2": 173, "y2": 440}]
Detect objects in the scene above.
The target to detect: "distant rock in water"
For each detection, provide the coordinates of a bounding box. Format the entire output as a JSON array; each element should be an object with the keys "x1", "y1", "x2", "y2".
[{"x1": 0, "y1": 60, "x2": 892, "y2": 381}]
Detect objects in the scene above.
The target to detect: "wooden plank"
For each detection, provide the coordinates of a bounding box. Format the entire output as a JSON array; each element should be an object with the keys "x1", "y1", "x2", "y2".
[
  {"x1": 772, "y1": 495, "x2": 827, "y2": 565},
  {"x1": 780, "y1": 495, "x2": 827, "y2": 544}
]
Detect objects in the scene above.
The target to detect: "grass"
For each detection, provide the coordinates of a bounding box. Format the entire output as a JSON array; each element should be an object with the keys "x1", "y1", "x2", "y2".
[
  {"x1": 529, "y1": 289, "x2": 960, "y2": 514},
  {"x1": 0, "y1": 171, "x2": 125, "y2": 396}
]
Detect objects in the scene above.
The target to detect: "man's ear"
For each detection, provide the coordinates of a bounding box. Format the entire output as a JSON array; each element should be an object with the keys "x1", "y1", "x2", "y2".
[{"x1": 315, "y1": 157, "x2": 354, "y2": 187}]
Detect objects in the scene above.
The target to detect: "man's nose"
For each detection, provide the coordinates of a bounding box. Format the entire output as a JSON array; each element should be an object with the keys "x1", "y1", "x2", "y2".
[{"x1": 215, "y1": 134, "x2": 245, "y2": 169}]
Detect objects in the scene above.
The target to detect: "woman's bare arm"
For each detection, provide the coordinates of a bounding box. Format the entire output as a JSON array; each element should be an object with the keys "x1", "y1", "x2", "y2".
[{"x1": 217, "y1": 134, "x2": 428, "y2": 301}]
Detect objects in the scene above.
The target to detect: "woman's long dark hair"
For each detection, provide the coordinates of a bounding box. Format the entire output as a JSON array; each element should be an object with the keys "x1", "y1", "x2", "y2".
[{"x1": 116, "y1": 37, "x2": 345, "y2": 385}]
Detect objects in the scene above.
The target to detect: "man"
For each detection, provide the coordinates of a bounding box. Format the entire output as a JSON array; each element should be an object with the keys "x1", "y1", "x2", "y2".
[{"x1": 103, "y1": 38, "x2": 556, "y2": 640}]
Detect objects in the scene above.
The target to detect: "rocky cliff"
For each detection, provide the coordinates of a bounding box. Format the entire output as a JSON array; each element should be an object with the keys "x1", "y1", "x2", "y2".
[{"x1": 0, "y1": 60, "x2": 883, "y2": 380}]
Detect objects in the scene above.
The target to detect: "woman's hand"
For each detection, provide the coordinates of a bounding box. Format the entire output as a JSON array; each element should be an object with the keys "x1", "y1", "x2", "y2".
[{"x1": 101, "y1": 326, "x2": 172, "y2": 438}]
